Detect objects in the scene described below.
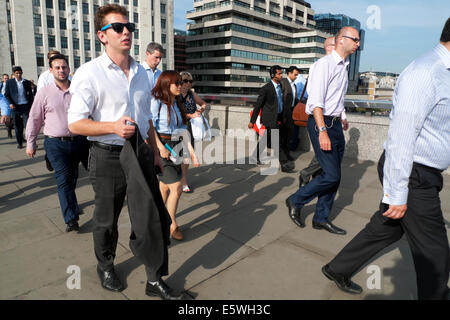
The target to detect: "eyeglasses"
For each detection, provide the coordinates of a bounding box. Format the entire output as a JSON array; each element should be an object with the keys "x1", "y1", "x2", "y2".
[
  {"x1": 100, "y1": 22, "x2": 136, "y2": 33},
  {"x1": 174, "y1": 81, "x2": 183, "y2": 86},
  {"x1": 183, "y1": 79, "x2": 193, "y2": 84},
  {"x1": 342, "y1": 35, "x2": 360, "y2": 43}
]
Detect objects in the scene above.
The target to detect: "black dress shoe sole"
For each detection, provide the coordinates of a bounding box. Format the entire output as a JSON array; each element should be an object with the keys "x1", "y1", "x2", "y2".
[
  {"x1": 286, "y1": 199, "x2": 305, "y2": 228},
  {"x1": 322, "y1": 266, "x2": 362, "y2": 294},
  {"x1": 97, "y1": 269, "x2": 124, "y2": 292}
]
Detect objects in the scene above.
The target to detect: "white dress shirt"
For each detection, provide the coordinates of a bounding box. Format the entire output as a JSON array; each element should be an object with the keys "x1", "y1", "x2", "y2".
[
  {"x1": 37, "y1": 70, "x2": 72, "y2": 91},
  {"x1": 15, "y1": 78, "x2": 28, "y2": 105},
  {"x1": 68, "y1": 52, "x2": 153, "y2": 146},
  {"x1": 382, "y1": 44, "x2": 450, "y2": 206},
  {"x1": 141, "y1": 61, "x2": 162, "y2": 91},
  {"x1": 306, "y1": 50, "x2": 349, "y2": 118}
]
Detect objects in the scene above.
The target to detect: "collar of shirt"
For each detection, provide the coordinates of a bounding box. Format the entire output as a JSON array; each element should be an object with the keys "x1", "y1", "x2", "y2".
[
  {"x1": 271, "y1": 80, "x2": 280, "y2": 90},
  {"x1": 331, "y1": 50, "x2": 350, "y2": 67},
  {"x1": 99, "y1": 52, "x2": 139, "y2": 79},
  {"x1": 51, "y1": 81, "x2": 71, "y2": 94},
  {"x1": 142, "y1": 61, "x2": 160, "y2": 75},
  {"x1": 435, "y1": 43, "x2": 450, "y2": 69},
  {"x1": 15, "y1": 78, "x2": 24, "y2": 85}
]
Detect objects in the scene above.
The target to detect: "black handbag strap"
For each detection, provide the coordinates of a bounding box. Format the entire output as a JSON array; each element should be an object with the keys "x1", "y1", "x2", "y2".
[{"x1": 299, "y1": 79, "x2": 308, "y2": 102}]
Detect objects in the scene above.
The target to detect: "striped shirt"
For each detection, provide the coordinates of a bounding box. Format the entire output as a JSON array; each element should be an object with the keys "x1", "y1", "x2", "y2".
[{"x1": 382, "y1": 44, "x2": 450, "y2": 205}]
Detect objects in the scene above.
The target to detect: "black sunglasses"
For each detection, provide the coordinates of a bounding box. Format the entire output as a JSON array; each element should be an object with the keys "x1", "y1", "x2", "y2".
[
  {"x1": 342, "y1": 35, "x2": 360, "y2": 43},
  {"x1": 101, "y1": 22, "x2": 136, "y2": 33},
  {"x1": 183, "y1": 79, "x2": 193, "y2": 84},
  {"x1": 174, "y1": 81, "x2": 183, "y2": 86}
]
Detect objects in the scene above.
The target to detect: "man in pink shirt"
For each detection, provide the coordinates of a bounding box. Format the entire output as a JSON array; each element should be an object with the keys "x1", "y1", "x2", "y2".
[{"x1": 26, "y1": 54, "x2": 89, "y2": 232}]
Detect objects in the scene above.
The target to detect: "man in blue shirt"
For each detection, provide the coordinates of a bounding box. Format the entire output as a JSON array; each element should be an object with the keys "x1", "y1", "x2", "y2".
[
  {"x1": 322, "y1": 19, "x2": 450, "y2": 300},
  {"x1": 142, "y1": 42, "x2": 163, "y2": 91}
]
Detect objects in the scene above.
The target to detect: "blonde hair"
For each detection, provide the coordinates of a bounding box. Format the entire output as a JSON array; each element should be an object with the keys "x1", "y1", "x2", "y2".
[{"x1": 180, "y1": 71, "x2": 192, "y2": 80}]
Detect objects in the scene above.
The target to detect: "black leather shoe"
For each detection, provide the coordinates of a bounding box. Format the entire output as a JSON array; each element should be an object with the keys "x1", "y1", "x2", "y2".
[
  {"x1": 146, "y1": 279, "x2": 182, "y2": 300},
  {"x1": 298, "y1": 174, "x2": 310, "y2": 188},
  {"x1": 17, "y1": 144, "x2": 23, "y2": 149},
  {"x1": 322, "y1": 264, "x2": 362, "y2": 294},
  {"x1": 286, "y1": 198, "x2": 305, "y2": 228},
  {"x1": 287, "y1": 154, "x2": 295, "y2": 161},
  {"x1": 66, "y1": 220, "x2": 79, "y2": 232},
  {"x1": 281, "y1": 162, "x2": 295, "y2": 173},
  {"x1": 313, "y1": 221, "x2": 347, "y2": 235},
  {"x1": 97, "y1": 266, "x2": 124, "y2": 292}
]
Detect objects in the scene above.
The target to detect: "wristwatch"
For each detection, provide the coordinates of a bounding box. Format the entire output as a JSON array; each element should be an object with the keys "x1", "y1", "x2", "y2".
[{"x1": 319, "y1": 126, "x2": 327, "y2": 132}]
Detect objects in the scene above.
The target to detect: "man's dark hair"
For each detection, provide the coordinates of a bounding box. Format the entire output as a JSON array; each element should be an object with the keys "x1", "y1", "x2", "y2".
[
  {"x1": 440, "y1": 17, "x2": 450, "y2": 42},
  {"x1": 2, "y1": 73, "x2": 8, "y2": 78},
  {"x1": 286, "y1": 66, "x2": 299, "y2": 74},
  {"x1": 12, "y1": 66, "x2": 22, "y2": 73},
  {"x1": 269, "y1": 65, "x2": 282, "y2": 78},
  {"x1": 49, "y1": 54, "x2": 69, "y2": 68},
  {"x1": 94, "y1": 4, "x2": 127, "y2": 33},
  {"x1": 146, "y1": 42, "x2": 164, "y2": 54}
]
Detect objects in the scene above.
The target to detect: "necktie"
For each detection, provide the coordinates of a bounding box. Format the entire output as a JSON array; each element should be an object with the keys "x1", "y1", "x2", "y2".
[
  {"x1": 293, "y1": 83, "x2": 297, "y2": 107},
  {"x1": 277, "y1": 85, "x2": 283, "y2": 114}
]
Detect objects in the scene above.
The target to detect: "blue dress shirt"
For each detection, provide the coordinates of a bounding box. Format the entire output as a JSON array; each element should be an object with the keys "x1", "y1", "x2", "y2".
[
  {"x1": 150, "y1": 98, "x2": 186, "y2": 135},
  {"x1": 382, "y1": 44, "x2": 450, "y2": 205}
]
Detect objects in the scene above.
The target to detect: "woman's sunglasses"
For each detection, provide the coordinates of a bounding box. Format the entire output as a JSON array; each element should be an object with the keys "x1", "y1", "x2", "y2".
[
  {"x1": 101, "y1": 22, "x2": 136, "y2": 33},
  {"x1": 182, "y1": 79, "x2": 193, "y2": 84}
]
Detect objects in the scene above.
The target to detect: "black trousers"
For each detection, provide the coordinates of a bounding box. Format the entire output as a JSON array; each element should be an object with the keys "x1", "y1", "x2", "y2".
[
  {"x1": 329, "y1": 152, "x2": 449, "y2": 300},
  {"x1": 12, "y1": 104, "x2": 30, "y2": 146},
  {"x1": 256, "y1": 114, "x2": 290, "y2": 164},
  {"x1": 89, "y1": 144, "x2": 168, "y2": 282}
]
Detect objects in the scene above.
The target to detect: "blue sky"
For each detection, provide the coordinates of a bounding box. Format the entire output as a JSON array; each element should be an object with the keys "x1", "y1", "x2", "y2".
[{"x1": 173, "y1": 0, "x2": 449, "y2": 73}]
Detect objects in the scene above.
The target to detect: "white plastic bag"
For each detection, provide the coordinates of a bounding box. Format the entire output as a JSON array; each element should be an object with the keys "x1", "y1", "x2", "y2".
[{"x1": 190, "y1": 115, "x2": 211, "y2": 141}]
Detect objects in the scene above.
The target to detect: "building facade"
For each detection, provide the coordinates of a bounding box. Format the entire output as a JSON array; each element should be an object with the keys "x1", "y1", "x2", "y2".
[
  {"x1": 314, "y1": 13, "x2": 365, "y2": 93},
  {"x1": 186, "y1": 0, "x2": 331, "y2": 95},
  {"x1": 0, "y1": 0, "x2": 174, "y2": 81},
  {"x1": 174, "y1": 28, "x2": 187, "y2": 72}
]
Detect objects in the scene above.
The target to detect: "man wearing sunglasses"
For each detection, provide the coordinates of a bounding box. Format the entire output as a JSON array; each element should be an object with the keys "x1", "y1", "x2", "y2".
[
  {"x1": 142, "y1": 42, "x2": 163, "y2": 91},
  {"x1": 286, "y1": 27, "x2": 360, "y2": 235},
  {"x1": 67, "y1": 4, "x2": 182, "y2": 300}
]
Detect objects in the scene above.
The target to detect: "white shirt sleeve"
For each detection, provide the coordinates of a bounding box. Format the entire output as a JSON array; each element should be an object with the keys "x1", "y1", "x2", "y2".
[
  {"x1": 305, "y1": 59, "x2": 329, "y2": 114},
  {"x1": 68, "y1": 68, "x2": 96, "y2": 125}
]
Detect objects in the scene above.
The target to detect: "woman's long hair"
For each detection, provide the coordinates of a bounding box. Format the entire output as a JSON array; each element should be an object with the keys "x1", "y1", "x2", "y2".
[{"x1": 151, "y1": 70, "x2": 188, "y2": 126}]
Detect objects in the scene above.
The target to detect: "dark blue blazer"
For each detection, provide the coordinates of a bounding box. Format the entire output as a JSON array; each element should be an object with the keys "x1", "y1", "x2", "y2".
[{"x1": 4, "y1": 78, "x2": 34, "y2": 108}]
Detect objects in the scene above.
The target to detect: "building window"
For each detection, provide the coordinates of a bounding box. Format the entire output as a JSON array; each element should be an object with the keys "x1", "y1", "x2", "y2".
[
  {"x1": 133, "y1": 0, "x2": 138, "y2": 6},
  {"x1": 46, "y1": 0, "x2": 53, "y2": 9},
  {"x1": 82, "y1": 2, "x2": 89, "y2": 14},
  {"x1": 33, "y1": 13, "x2": 42, "y2": 27},
  {"x1": 33, "y1": 0, "x2": 40, "y2": 6},
  {"x1": 73, "y1": 38, "x2": 79, "y2": 49},
  {"x1": 160, "y1": 3, "x2": 165, "y2": 14},
  {"x1": 161, "y1": 34, "x2": 166, "y2": 44},
  {"x1": 133, "y1": 12, "x2": 138, "y2": 23},
  {"x1": 47, "y1": 15, "x2": 55, "y2": 28},
  {"x1": 74, "y1": 56, "x2": 80, "y2": 68},
  {"x1": 60, "y1": 17, "x2": 67, "y2": 29},
  {"x1": 124, "y1": 0, "x2": 129, "y2": 4},
  {"x1": 95, "y1": 40, "x2": 101, "y2": 52},
  {"x1": 134, "y1": 45, "x2": 139, "y2": 56},
  {"x1": 35, "y1": 34, "x2": 43, "y2": 47},
  {"x1": 84, "y1": 39, "x2": 91, "y2": 50},
  {"x1": 161, "y1": 19, "x2": 166, "y2": 29},
  {"x1": 61, "y1": 36, "x2": 68, "y2": 48},
  {"x1": 37, "y1": 53, "x2": 45, "y2": 67},
  {"x1": 134, "y1": 29, "x2": 139, "y2": 39},
  {"x1": 59, "y1": 0, "x2": 66, "y2": 11},
  {"x1": 83, "y1": 20, "x2": 90, "y2": 32},
  {"x1": 48, "y1": 35, "x2": 56, "y2": 48},
  {"x1": 85, "y1": 54, "x2": 91, "y2": 62}
]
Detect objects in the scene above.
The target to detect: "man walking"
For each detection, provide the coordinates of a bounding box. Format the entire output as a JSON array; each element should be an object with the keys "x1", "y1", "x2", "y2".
[
  {"x1": 286, "y1": 27, "x2": 360, "y2": 234},
  {"x1": 298, "y1": 36, "x2": 349, "y2": 188},
  {"x1": 249, "y1": 65, "x2": 294, "y2": 172},
  {"x1": 37, "y1": 50, "x2": 71, "y2": 91},
  {"x1": 26, "y1": 54, "x2": 88, "y2": 232},
  {"x1": 68, "y1": 4, "x2": 182, "y2": 300},
  {"x1": 322, "y1": 19, "x2": 450, "y2": 300},
  {"x1": 142, "y1": 42, "x2": 163, "y2": 90},
  {"x1": 4, "y1": 66, "x2": 34, "y2": 148},
  {"x1": 0, "y1": 73, "x2": 13, "y2": 138},
  {"x1": 281, "y1": 66, "x2": 299, "y2": 162}
]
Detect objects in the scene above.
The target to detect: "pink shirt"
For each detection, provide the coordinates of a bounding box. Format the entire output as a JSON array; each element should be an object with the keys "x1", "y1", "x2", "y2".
[{"x1": 26, "y1": 82, "x2": 73, "y2": 150}]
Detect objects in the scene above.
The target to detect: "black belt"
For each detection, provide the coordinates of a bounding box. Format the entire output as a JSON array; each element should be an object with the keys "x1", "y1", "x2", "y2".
[
  {"x1": 308, "y1": 115, "x2": 340, "y2": 121},
  {"x1": 45, "y1": 135, "x2": 80, "y2": 141},
  {"x1": 92, "y1": 141, "x2": 123, "y2": 152}
]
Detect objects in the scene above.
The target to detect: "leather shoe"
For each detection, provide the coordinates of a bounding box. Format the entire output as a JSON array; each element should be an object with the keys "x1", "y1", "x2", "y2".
[
  {"x1": 287, "y1": 154, "x2": 295, "y2": 161},
  {"x1": 66, "y1": 220, "x2": 79, "y2": 232},
  {"x1": 286, "y1": 198, "x2": 305, "y2": 228},
  {"x1": 17, "y1": 144, "x2": 23, "y2": 149},
  {"x1": 97, "y1": 266, "x2": 124, "y2": 292},
  {"x1": 146, "y1": 279, "x2": 183, "y2": 300},
  {"x1": 313, "y1": 221, "x2": 346, "y2": 235},
  {"x1": 322, "y1": 264, "x2": 362, "y2": 294},
  {"x1": 298, "y1": 174, "x2": 310, "y2": 188},
  {"x1": 281, "y1": 162, "x2": 294, "y2": 173}
]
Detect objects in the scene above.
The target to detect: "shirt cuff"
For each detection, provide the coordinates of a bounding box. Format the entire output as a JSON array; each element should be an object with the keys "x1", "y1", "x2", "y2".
[{"x1": 382, "y1": 188, "x2": 408, "y2": 206}]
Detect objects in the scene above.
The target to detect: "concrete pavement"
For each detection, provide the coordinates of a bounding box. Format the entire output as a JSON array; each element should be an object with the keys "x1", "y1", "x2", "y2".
[{"x1": 0, "y1": 126, "x2": 449, "y2": 300}]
